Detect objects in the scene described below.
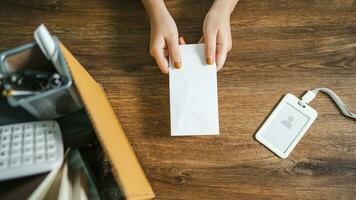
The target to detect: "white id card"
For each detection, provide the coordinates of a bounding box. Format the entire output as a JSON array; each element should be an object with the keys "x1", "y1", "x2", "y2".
[{"x1": 255, "y1": 94, "x2": 318, "y2": 158}]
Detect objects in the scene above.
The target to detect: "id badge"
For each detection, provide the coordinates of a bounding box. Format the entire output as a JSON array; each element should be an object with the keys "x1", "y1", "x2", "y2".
[{"x1": 255, "y1": 94, "x2": 318, "y2": 158}]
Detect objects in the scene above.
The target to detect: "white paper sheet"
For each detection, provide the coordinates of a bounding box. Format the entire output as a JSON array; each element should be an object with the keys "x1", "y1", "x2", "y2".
[{"x1": 169, "y1": 44, "x2": 219, "y2": 136}]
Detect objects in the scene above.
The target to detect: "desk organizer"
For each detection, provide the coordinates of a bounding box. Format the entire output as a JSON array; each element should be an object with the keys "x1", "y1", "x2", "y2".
[{"x1": 0, "y1": 25, "x2": 82, "y2": 119}]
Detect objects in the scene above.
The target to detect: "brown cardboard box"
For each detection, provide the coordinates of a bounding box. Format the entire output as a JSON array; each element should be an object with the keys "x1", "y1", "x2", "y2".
[{"x1": 60, "y1": 43, "x2": 155, "y2": 200}]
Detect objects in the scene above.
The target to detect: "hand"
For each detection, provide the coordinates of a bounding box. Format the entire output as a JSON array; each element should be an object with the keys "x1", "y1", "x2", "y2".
[
  {"x1": 148, "y1": 5, "x2": 183, "y2": 74},
  {"x1": 201, "y1": 0, "x2": 237, "y2": 71}
]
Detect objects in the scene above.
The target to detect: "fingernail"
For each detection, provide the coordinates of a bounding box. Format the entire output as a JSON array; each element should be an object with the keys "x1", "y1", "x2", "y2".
[
  {"x1": 206, "y1": 56, "x2": 213, "y2": 65},
  {"x1": 2, "y1": 90, "x2": 11, "y2": 97},
  {"x1": 174, "y1": 61, "x2": 181, "y2": 69}
]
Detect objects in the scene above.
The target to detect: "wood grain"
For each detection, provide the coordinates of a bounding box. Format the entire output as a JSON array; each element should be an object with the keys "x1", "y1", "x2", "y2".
[{"x1": 0, "y1": 0, "x2": 355, "y2": 199}]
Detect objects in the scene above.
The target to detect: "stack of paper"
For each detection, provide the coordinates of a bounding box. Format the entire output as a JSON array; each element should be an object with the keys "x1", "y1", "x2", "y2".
[
  {"x1": 169, "y1": 44, "x2": 220, "y2": 136},
  {"x1": 29, "y1": 149, "x2": 100, "y2": 200}
]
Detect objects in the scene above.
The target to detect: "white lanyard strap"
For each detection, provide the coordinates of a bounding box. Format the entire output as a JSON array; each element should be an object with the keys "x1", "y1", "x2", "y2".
[{"x1": 301, "y1": 88, "x2": 356, "y2": 119}]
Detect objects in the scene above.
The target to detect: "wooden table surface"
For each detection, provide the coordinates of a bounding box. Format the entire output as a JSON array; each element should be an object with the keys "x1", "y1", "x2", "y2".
[{"x1": 0, "y1": 0, "x2": 355, "y2": 199}]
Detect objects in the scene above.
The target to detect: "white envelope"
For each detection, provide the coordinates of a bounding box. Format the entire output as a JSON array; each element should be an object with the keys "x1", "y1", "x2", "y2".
[{"x1": 169, "y1": 44, "x2": 219, "y2": 136}]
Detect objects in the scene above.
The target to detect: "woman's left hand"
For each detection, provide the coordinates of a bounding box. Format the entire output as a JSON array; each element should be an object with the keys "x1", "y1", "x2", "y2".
[{"x1": 201, "y1": 1, "x2": 237, "y2": 71}]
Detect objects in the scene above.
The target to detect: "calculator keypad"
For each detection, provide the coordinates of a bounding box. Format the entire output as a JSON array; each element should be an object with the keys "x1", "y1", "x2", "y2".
[{"x1": 0, "y1": 121, "x2": 63, "y2": 181}]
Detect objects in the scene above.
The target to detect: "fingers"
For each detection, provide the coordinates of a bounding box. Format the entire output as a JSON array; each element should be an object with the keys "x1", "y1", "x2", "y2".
[
  {"x1": 150, "y1": 36, "x2": 185, "y2": 74},
  {"x1": 204, "y1": 30, "x2": 217, "y2": 65},
  {"x1": 179, "y1": 36, "x2": 186, "y2": 45},
  {"x1": 150, "y1": 39, "x2": 169, "y2": 74},
  {"x1": 215, "y1": 31, "x2": 232, "y2": 71},
  {"x1": 152, "y1": 48, "x2": 169, "y2": 74},
  {"x1": 198, "y1": 36, "x2": 204, "y2": 43},
  {"x1": 166, "y1": 37, "x2": 181, "y2": 69},
  {"x1": 151, "y1": 33, "x2": 229, "y2": 73},
  {"x1": 164, "y1": 47, "x2": 168, "y2": 57},
  {"x1": 216, "y1": 46, "x2": 228, "y2": 71}
]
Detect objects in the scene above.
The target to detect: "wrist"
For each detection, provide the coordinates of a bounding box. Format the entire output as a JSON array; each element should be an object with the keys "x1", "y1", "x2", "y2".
[
  {"x1": 210, "y1": 0, "x2": 238, "y2": 15},
  {"x1": 142, "y1": 0, "x2": 169, "y2": 19}
]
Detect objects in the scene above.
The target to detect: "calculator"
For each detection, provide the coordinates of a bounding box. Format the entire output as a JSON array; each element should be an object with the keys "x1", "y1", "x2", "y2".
[{"x1": 0, "y1": 121, "x2": 64, "y2": 181}]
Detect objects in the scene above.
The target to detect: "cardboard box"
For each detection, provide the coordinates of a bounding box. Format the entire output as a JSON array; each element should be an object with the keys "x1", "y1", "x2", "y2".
[
  {"x1": 0, "y1": 25, "x2": 154, "y2": 199},
  {"x1": 59, "y1": 43, "x2": 155, "y2": 200}
]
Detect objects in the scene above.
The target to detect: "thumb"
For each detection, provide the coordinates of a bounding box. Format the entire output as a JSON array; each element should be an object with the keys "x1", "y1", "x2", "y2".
[
  {"x1": 204, "y1": 32, "x2": 217, "y2": 65},
  {"x1": 167, "y1": 38, "x2": 181, "y2": 69}
]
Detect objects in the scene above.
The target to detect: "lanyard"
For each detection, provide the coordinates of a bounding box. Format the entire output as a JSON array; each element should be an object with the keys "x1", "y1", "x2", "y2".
[{"x1": 300, "y1": 88, "x2": 356, "y2": 119}]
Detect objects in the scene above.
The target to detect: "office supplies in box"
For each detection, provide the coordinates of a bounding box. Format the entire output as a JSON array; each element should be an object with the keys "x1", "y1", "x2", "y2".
[
  {"x1": 0, "y1": 25, "x2": 155, "y2": 200},
  {"x1": 0, "y1": 25, "x2": 82, "y2": 119}
]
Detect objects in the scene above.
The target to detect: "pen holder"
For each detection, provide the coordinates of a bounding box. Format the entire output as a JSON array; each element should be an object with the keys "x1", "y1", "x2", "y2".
[{"x1": 0, "y1": 25, "x2": 82, "y2": 119}]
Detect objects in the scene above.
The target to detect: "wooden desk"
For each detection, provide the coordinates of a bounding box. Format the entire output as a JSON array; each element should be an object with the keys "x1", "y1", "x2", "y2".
[{"x1": 0, "y1": 0, "x2": 355, "y2": 199}]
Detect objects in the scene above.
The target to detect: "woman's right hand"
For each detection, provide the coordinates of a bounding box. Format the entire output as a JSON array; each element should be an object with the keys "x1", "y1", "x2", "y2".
[{"x1": 146, "y1": 2, "x2": 182, "y2": 74}]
